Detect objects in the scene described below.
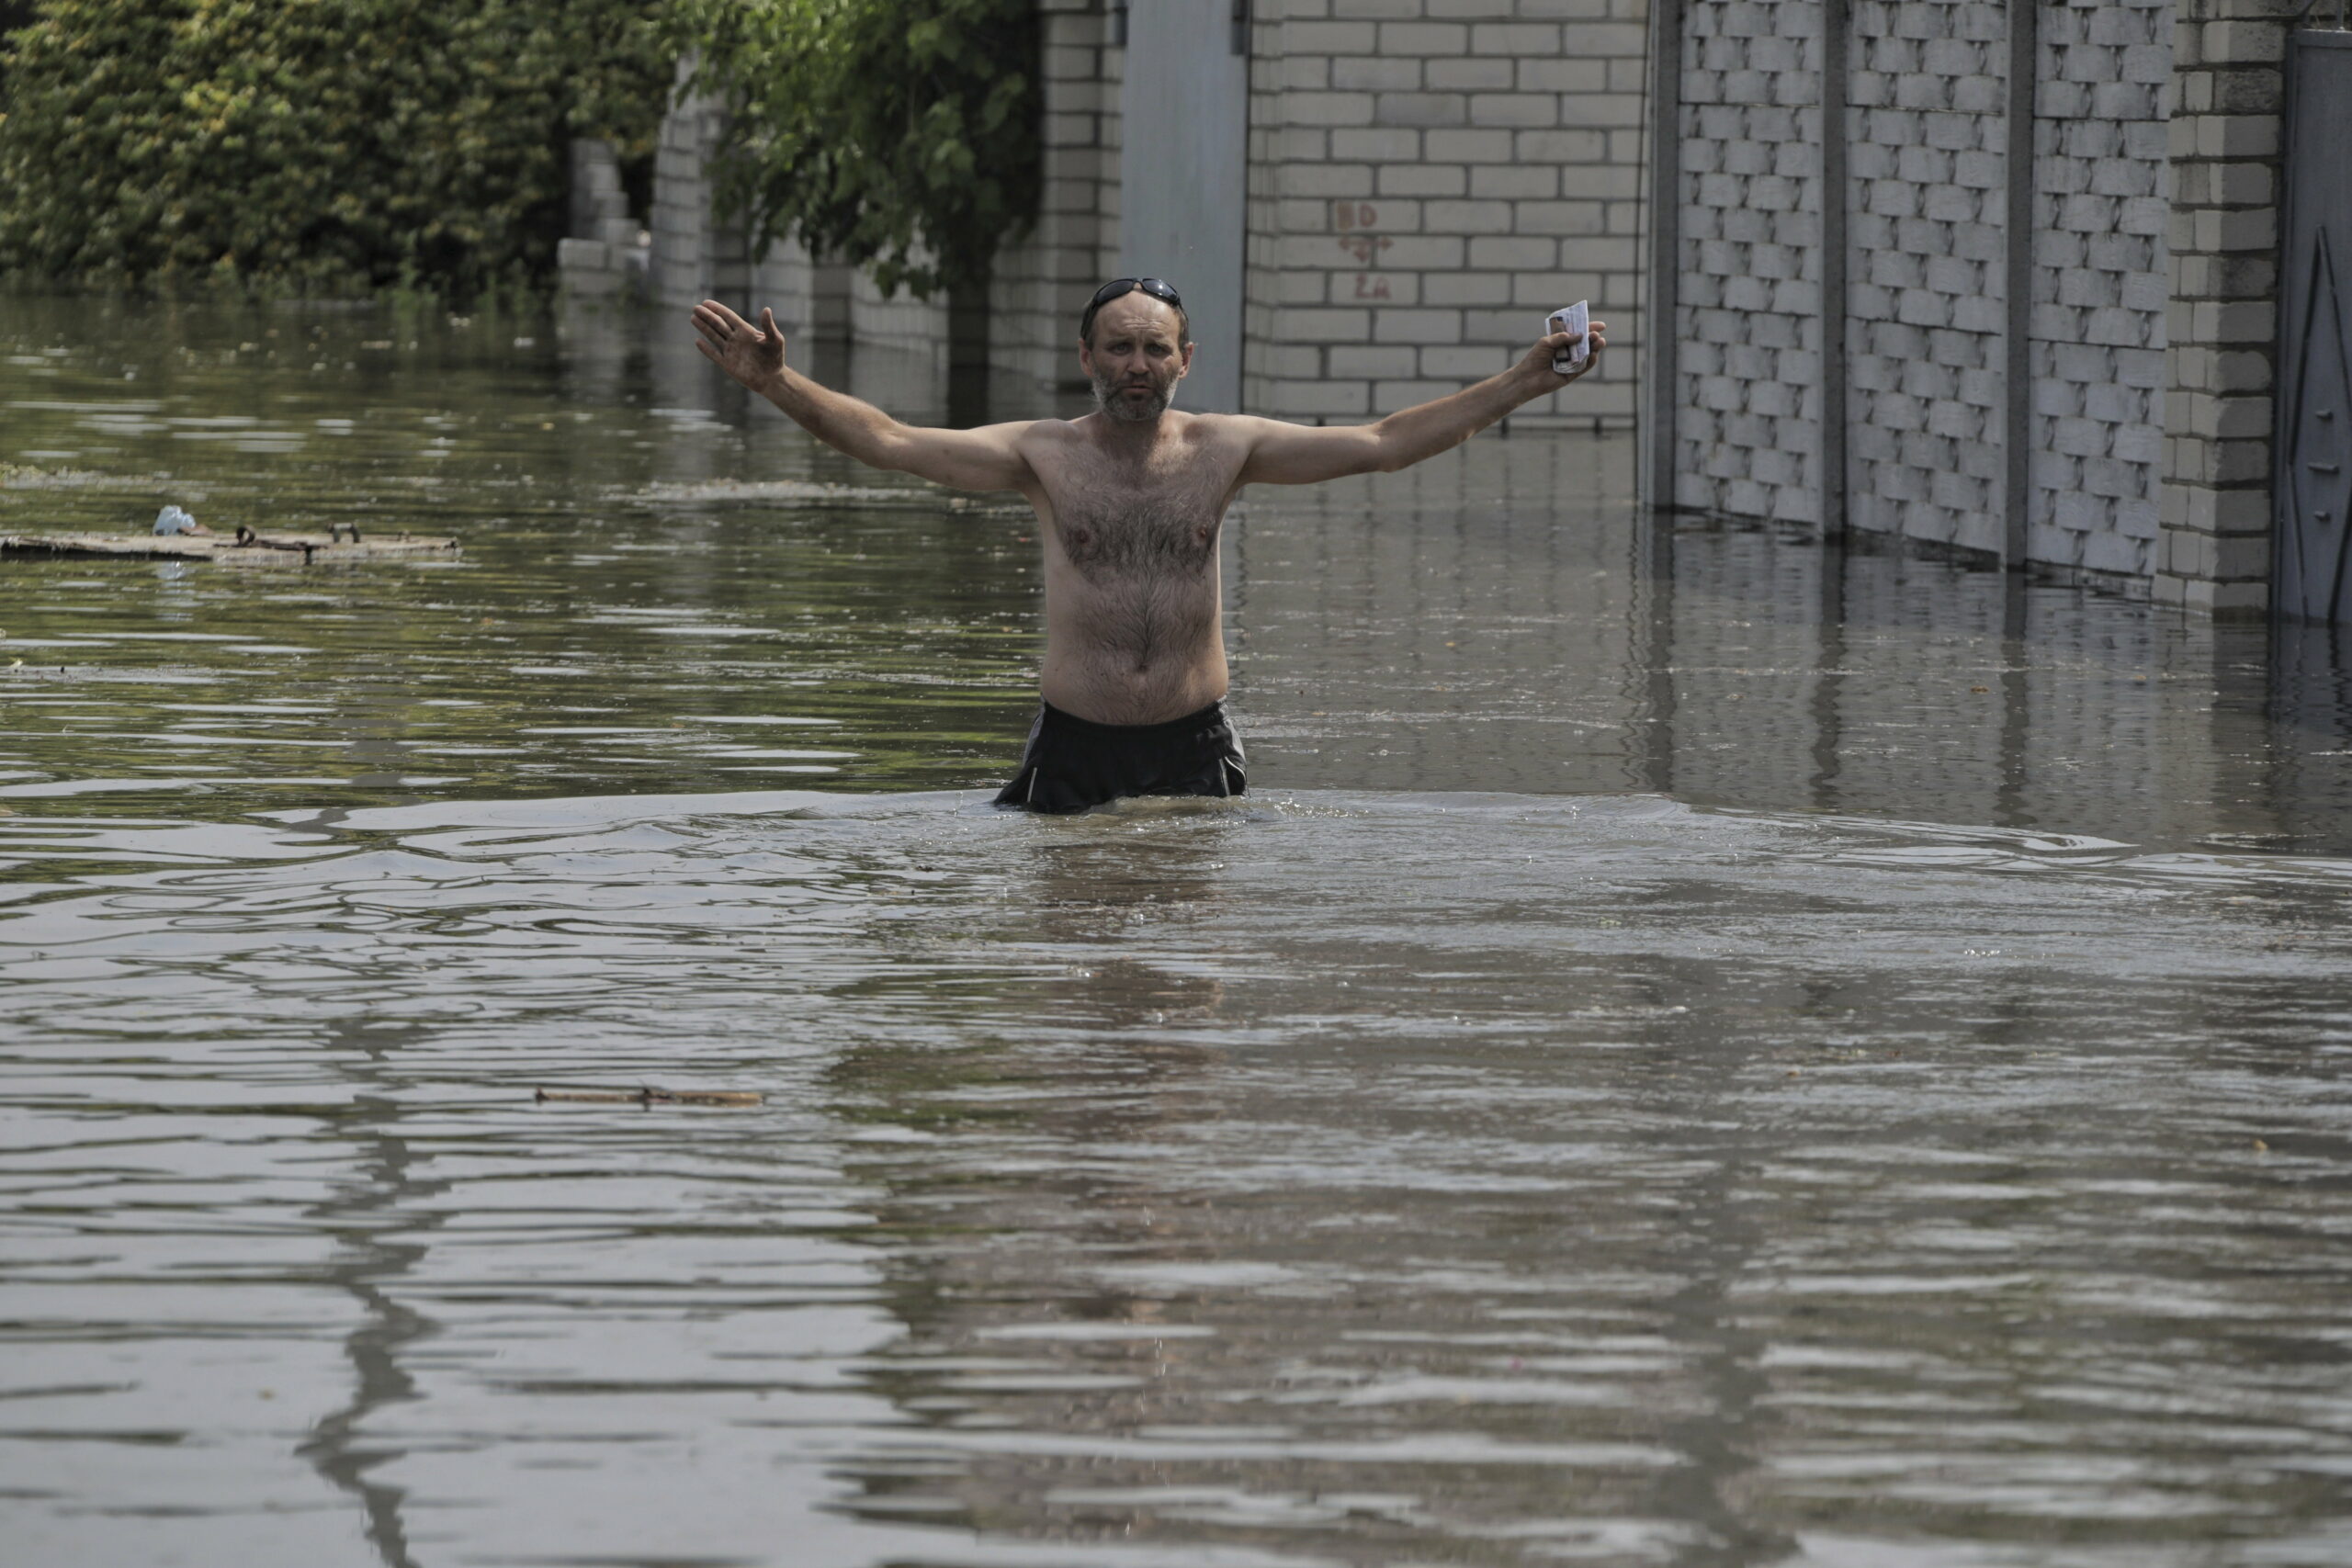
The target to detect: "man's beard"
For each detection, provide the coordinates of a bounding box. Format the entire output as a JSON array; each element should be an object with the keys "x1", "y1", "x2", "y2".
[{"x1": 1091, "y1": 367, "x2": 1173, "y2": 423}]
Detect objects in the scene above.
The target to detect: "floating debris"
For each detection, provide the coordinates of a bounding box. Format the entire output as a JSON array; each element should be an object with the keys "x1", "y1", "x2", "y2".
[
  {"x1": 3, "y1": 527, "x2": 458, "y2": 563},
  {"x1": 0, "y1": 463, "x2": 144, "y2": 490},
  {"x1": 633, "y1": 477, "x2": 913, "y2": 504},
  {"x1": 535, "y1": 1085, "x2": 764, "y2": 1108}
]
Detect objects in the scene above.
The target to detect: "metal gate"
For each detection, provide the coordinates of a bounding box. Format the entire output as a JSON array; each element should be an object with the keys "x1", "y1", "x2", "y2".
[
  {"x1": 2278, "y1": 22, "x2": 2352, "y2": 621},
  {"x1": 1121, "y1": 0, "x2": 1249, "y2": 413}
]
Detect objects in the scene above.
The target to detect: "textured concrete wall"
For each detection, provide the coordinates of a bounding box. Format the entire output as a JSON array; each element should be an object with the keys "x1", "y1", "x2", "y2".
[
  {"x1": 1653, "y1": 0, "x2": 2294, "y2": 604},
  {"x1": 1671, "y1": 0, "x2": 1826, "y2": 523},
  {"x1": 1241, "y1": 0, "x2": 1653, "y2": 429},
  {"x1": 1657, "y1": 0, "x2": 2303, "y2": 608},
  {"x1": 2030, "y1": 0, "x2": 2173, "y2": 579},
  {"x1": 1665, "y1": 0, "x2": 2032, "y2": 550},
  {"x1": 1846, "y1": 0, "x2": 2011, "y2": 556}
]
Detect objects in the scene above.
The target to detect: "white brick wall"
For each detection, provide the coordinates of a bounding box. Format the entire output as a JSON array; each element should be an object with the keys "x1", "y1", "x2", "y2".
[
  {"x1": 1244, "y1": 0, "x2": 1653, "y2": 429},
  {"x1": 850, "y1": 266, "x2": 948, "y2": 367}
]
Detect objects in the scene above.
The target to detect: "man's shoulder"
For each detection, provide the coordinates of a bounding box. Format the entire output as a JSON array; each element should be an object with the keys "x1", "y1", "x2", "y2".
[
  {"x1": 1012, "y1": 413, "x2": 1090, "y2": 448},
  {"x1": 1171, "y1": 409, "x2": 1277, "y2": 446}
]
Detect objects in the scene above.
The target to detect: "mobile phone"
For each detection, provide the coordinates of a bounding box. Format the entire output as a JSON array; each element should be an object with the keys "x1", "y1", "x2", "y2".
[{"x1": 1547, "y1": 302, "x2": 1589, "y2": 373}]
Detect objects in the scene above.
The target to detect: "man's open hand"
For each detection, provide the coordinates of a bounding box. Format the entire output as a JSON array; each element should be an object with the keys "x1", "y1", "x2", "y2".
[
  {"x1": 1521, "y1": 319, "x2": 1607, "y2": 387},
  {"x1": 692, "y1": 300, "x2": 786, "y2": 393}
]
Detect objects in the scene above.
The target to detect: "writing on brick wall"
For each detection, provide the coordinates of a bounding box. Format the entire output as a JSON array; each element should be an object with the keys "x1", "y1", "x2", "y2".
[{"x1": 1334, "y1": 201, "x2": 1393, "y2": 299}]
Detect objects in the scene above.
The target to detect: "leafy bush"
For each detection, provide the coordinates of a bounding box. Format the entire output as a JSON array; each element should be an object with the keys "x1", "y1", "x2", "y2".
[
  {"x1": 682, "y1": 0, "x2": 1040, "y2": 299},
  {"x1": 0, "y1": 0, "x2": 672, "y2": 295},
  {"x1": 0, "y1": 0, "x2": 1041, "y2": 301}
]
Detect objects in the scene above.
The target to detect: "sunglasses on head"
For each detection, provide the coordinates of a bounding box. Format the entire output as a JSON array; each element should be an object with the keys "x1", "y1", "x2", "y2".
[{"x1": 1080, "y1": 276, "x2": 1183, "y2": 340}]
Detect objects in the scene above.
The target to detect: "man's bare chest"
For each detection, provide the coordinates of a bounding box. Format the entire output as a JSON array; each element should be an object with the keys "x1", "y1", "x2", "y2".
[{"x1": 1041, "y1": 454, "x2": 1230, "y2": 585}]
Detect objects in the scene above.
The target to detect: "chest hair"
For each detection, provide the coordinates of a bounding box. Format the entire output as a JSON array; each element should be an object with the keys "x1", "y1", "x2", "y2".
[{"x1": 1052, "y1": 449, "x2": 1227, "y2": 585}]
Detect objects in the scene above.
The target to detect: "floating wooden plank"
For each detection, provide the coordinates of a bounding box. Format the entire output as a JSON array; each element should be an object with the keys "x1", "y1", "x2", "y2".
[{"x1": 2, "y1": 527, "x2": 458, "y2": 563}]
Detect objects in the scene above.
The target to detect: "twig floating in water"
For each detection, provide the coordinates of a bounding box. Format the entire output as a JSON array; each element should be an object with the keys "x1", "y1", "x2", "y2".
[{"x1": 535, "y1": 1086, "x2": 764, "y2": 1107}]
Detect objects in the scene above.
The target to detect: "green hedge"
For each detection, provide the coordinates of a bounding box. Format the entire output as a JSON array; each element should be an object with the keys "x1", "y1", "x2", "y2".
[
  {"x1": 0, "y1": 0, "x2": 672, "y2": 295},
  {"x1": 0, "y1": 0, "x2": 1041, "y2": 300},
  {"x1": 683, "y1": 0, "x2": 1039, "y2": 299}
]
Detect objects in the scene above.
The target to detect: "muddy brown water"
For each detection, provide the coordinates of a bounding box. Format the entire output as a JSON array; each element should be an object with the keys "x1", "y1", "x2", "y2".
[{"x1": 5, "y1": 297, "x2": 2352, "y2": 1567}]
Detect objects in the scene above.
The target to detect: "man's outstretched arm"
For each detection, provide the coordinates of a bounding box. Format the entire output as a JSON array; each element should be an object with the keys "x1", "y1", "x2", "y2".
[
  {"x1": 691, "y1": 301, "x2": 1033, "y2": 492},
  {"x1": 1235, "y1": 321, "x2": 1606, "y2": 487}
]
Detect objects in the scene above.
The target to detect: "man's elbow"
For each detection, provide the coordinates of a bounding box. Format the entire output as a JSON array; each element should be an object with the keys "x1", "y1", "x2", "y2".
[
  {"x1": 853, "y1": 422, "x2": 919, "y2": 474},
  {"x1": 1369, "y1": 421, "x2": 1416, "y2": 474},
  {"x1": 1370, "y1": 424, "x2": 1454, "y2": 474}
]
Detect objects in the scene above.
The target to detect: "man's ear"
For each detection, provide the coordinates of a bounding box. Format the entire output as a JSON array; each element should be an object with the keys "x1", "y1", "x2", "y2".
[{"x1": 1176, "y1": 341, "x2": 1195, "y2": 378}]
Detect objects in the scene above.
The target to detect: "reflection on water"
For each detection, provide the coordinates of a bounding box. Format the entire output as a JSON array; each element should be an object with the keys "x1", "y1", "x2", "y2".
[{"x1": 5, "y1": 298, "x2": 2352, "y2": 1567}]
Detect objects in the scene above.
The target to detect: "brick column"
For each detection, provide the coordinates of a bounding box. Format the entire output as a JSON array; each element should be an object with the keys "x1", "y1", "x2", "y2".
[
  {"x1": 646, "y1": 58, "x2": 818, "y2": 329},
  {"x1": 988, "y1": 0, "x2": 1125, "y2": 411},
  {"x1": 559, "y1": 138, "x2": 650, "y2": 298},
  {"x1": 2157, "y1": 0, "x2": 2290, "y2": 613}
]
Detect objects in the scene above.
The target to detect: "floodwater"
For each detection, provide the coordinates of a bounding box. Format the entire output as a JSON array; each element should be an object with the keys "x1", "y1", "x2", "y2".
[{"x1": 4, "y1": 296, "x2": 2352, "y2": 1568}]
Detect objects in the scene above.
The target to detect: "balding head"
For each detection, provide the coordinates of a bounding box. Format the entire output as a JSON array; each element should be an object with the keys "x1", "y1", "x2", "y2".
[
  {"x1": 1081, "y1": 290, "x2": 1191, "y2": 355},
  {"x1": 1084, "y1": 292, "x2": 1189, "y2": 354},
  {"x1": 1079, "y1": 293, "x2": 1194, "y2": 423}
]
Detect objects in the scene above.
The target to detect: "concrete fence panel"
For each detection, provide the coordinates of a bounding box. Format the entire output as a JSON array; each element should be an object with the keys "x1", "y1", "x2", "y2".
[{"x1": 1650, "y1": 0, "x2": 2291, "y2": 611}]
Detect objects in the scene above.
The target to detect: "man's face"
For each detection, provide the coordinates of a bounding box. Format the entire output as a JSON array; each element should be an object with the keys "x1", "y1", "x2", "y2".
[{"x1": 1080, "y1": 296, "x2": 1192, "y2": 424}]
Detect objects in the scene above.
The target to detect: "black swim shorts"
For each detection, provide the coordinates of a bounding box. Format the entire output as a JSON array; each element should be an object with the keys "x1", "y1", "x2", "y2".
[{"x1": 994, "y1": 699, "x2": 1247, "y2": 814}]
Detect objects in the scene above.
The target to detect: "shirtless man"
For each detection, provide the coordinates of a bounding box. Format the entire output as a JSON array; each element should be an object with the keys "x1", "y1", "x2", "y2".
[{"x1": 690, "y1": 277, "x2": 1605, "y2": 811}]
